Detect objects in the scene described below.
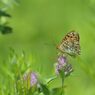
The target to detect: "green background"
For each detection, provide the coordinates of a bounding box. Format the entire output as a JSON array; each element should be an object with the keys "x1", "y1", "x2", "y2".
[{"x1": 0, "y1": 0, "x2": 95, "y2": 95}]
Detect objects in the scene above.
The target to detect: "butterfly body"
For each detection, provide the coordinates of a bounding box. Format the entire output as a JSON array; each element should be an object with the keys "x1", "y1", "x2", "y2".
[{"x1": 57, "y1": 31, "x2": 80, "y2": 57}]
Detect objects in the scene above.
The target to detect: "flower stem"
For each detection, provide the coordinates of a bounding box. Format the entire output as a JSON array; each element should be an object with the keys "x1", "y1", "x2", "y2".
[{"x1": 61, "y1": 78, "x2": 64, "y2": 95}]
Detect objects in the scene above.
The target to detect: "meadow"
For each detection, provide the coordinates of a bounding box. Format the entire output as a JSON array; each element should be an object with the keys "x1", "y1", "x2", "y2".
[{"x1": 0, "y1": 0, "x2": 95, "y2": 95}]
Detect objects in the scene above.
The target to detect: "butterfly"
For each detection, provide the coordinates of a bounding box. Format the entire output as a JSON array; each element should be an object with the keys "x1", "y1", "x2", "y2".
[{"x1": 57, "y1": 31, "x2": 80, "y2": 57}]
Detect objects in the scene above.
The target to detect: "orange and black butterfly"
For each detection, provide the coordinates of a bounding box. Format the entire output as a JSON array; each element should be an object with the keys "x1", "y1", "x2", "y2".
[{"x1": 57, "y1": 31, "x2": 80, "y2": 57}]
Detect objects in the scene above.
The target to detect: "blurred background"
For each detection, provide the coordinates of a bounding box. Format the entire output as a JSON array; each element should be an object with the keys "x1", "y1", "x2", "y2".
[{"x1": 0, "y1": 0, "x2": 95, "y2": 95}]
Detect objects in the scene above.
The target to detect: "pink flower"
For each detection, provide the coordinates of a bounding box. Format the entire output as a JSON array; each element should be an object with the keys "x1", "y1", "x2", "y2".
[
  {"x1": 57, "y1": 55, "x2": 67, "y2": 66},
  {"x1": 55, "y1": 55, "x2": 73, "y2": 76},
  {"x1": 30, "y1": 72, "x2": 38, "y2": 87},
  {"x1": 23, "y1": 72, "x2": 38, "y2": 87}
]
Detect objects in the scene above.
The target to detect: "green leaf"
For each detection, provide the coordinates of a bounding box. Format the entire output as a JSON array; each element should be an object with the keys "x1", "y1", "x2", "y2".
[
  {"x1": 46, "y1": 75, "x2": 57, "y2": 84},
  {"x1": 0, "y1": 25, "x2": 12, "y2": 34},
  {"x1": 0, "y1": 10, "x2": 11, "y2": 17},
  {"x1": 51, "y1": 87, "x2": 64, "y2": 95},
  {"x1": 27, "y1": 86, "x2": 37, "y2": 95},
  {"x1": 40, "y1": 83, "x2": 50, "y2": 95}
]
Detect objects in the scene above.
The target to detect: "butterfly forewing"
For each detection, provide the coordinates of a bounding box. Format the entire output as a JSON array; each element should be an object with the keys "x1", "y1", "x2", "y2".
[{"x1": 57, "y1": 31, "x2": 80, "y2": 56}]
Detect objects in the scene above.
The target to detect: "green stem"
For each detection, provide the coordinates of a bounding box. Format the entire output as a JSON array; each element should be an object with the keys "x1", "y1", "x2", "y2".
[{"x1": 61, "y1": 78, "x2": 64, "y2": 95}]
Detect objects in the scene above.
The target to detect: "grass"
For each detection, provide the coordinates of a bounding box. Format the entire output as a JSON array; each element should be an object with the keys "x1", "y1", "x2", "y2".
[{"x1": 0, "y1": 0, "x2": 95, "y2": 95}]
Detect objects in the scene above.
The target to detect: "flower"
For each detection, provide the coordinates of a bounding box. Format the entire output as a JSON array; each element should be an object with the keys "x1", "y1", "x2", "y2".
[
  {"x1": 58, "y1": 55, "x2": 67, "y2": 66},
  {"x1": 55, "y1": 54, "x2": 73, "y2": 76},
  {"x1": 23, "y1": 72, "x2": 38, "y2": 87},
  {"x1": 63, "y1": 63, "x2": 73, "y2": 76},
  {"x1": 30, "y1": 72, "x2": 38, "y2": 87}
]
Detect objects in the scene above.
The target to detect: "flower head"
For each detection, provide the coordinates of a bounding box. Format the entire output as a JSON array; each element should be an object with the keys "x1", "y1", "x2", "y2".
[
  {"x1": 30, "y1": 72, "x2": 38, "y2": 87},
  {"x1": 55, "y1": 54, "x2": 73, "y2": 76},
  {"x1": 58, "y1": 55, "x2": 67, "y2": 66},
  {"x1": 23, "y1": 72, "x2": 38, "y2": 87}
]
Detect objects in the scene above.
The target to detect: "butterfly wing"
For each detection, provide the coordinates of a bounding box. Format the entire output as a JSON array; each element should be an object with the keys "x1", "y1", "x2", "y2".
[{"x1": 57, "y1": 31, "x2": 80, "y2": 56}]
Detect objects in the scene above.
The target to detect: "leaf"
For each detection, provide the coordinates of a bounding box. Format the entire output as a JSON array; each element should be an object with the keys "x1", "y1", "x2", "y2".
[
  {"x1": 0, "y1": 10, "x2": 11, "y2": 17},
  {"x1": 40, "y1": 83, "x2": 50, "y2": 95},
  {"x1": 0, "y1": 25, "x2": 12, "y2": 34},
  {"x1": 51, "y1": 87, "x2": 64, "y2": 95},
  {"x1": 46, "y1": 75, "x2": 57, "y2": 84},
  {"x1": 27, "y1": 86, "x2": 37, "y2": 95}
]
